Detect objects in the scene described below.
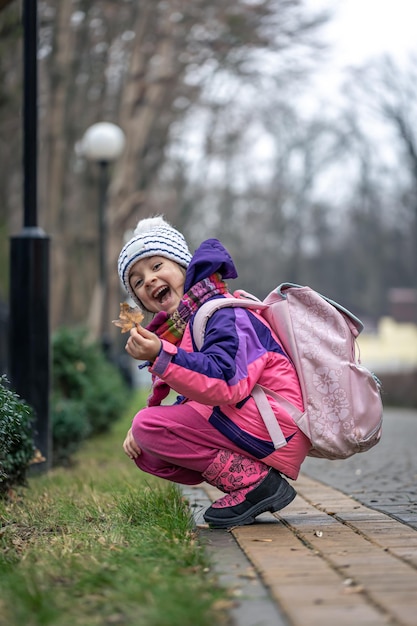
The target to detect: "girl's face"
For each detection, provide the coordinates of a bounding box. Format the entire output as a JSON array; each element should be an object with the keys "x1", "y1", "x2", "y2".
[{"x1": 129, "y1": 256, "x2": 186, "y2": 314}]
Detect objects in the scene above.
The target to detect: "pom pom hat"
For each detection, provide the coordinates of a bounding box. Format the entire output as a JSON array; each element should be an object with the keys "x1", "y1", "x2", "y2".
[{"x1": 117, "y1": 216, "x2": 192, "y2": 306}]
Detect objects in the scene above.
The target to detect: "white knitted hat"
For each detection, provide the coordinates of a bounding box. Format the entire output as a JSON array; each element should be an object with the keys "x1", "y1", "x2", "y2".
[{"x1": 117, "y1": 215, "x2": 192, "y2": 306}]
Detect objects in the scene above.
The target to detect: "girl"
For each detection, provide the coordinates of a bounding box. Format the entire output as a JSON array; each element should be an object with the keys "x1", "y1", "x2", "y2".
[{"x1": 118, "y1": 216, "x2": 311, "y2": 528}]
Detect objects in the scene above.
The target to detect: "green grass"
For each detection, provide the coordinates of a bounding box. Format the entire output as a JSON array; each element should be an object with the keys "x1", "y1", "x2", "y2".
[{"x1": 0, "y1": 392, "x2": 231, "y2": 626}]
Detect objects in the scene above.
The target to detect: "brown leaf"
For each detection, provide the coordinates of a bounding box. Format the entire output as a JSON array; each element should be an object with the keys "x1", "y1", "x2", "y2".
[
  {"x1": 30, "y1": 449, "x2": 46, "y2": 465},
  {"x1": 112, "y1": 302, "x2": 144, "y2": 333}
]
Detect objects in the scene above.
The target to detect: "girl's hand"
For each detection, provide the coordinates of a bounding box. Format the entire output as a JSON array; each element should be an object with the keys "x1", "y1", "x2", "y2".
[
  {"x1": 125, "y1": 326, "x2": 162, "y2": 362},
  {"x1": 123, "y1": 427, "x2": 142, "y2": 460}
]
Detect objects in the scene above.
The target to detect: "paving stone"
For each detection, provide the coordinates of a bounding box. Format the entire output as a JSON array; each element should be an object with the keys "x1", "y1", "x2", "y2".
[
  {"x1": 183, "y1": 486, "x2": 289, "y2": 626},
  {"x1": 184, "y1": 408, "x2": 417, "y2": 626}
]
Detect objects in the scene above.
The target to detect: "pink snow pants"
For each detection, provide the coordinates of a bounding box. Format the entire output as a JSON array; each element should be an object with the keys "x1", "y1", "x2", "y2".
[{"x1": 130, "y1": 402, "x2": 264, "y2": 485}]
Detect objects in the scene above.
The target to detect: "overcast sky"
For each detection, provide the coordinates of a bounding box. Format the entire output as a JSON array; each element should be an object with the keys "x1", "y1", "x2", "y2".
[
  {"x1": 311, "y1": 0, "x2": 417, "y2": 68},
  {"x1": 303, "y1": 0, "x2": 417, "y2": 106}
]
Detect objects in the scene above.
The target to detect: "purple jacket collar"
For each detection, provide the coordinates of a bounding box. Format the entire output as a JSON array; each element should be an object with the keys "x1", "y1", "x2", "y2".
[{"x1": 184, "y1": 238, "x2": 238, "y2": 292}]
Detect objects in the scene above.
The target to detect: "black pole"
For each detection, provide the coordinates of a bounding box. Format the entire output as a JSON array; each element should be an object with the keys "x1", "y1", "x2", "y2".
[
  {"x1": 9, "y1": 0, "x2": 51, "y2": 471},
  {"x1": 23, "y1": 0, "x2": 37, "y2": 227},
  {"x1": 98, "y1": 160, "x2": 111, "y2": 357}
]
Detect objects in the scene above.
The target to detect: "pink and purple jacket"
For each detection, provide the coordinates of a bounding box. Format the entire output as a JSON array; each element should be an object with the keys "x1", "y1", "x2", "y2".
[{"x1": 149, "y1": 239, "x2": 312, "y2": 480}]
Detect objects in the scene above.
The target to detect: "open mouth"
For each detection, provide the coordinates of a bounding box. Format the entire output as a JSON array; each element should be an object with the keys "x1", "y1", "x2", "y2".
[{"x1": 153, "y1": 285, "x2": 170, "y2": 304}]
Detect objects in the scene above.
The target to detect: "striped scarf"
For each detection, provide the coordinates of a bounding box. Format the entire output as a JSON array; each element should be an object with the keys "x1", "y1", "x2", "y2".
[{"x1": 147, "y1": 272, "x2": 228, "y2": 344}]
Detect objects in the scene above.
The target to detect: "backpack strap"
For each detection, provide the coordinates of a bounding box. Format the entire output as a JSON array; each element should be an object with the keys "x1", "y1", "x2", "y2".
[
  {"x1": 254, "y1": 385, "x2": 303, "y2": 422},
  {"x1": 251, "y1": 385, "x2": 294, "y2": 449},
  {"x1": 192, "y1": 297, "x2": 288, "y2": 450},
  {"x1": 192, "y1": 297, "x2": 268, "y2": 351}
]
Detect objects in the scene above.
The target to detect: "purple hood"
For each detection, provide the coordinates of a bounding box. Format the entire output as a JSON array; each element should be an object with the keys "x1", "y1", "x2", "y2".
[{"x1": 184, "y1": 238, "x2": 238, "y2": 292}]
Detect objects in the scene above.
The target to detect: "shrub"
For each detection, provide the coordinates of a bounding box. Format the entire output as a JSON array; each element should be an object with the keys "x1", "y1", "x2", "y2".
[
  {"x1": 0, "y1": 376, "x2": 36, "y2": 496},
  {"x1": 52, "y1": 327, "x2": 97, "y2": 399},
  {"x1": 51, "y1": 397, "x2": 91, "y2": 466},
  {"x1": 51, "y1": 327, "x2": 132, "y2": 465}
]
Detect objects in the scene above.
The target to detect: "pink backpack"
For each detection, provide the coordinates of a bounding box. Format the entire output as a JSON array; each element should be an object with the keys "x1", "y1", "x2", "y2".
[{"x1": 193, "y1": 283, "x2": 383, "y2": 460}]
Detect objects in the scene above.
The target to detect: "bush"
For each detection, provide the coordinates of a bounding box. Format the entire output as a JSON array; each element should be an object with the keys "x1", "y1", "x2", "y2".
[
  {"x1": 0, "y1": 376, "x2": 36, "y2": 496},
  {"x1": 51, "y1": 397, "x2": 91, "y2": 466},
  {"x1": 51, "y1": 327, "x2": 132, "y2": 465}
]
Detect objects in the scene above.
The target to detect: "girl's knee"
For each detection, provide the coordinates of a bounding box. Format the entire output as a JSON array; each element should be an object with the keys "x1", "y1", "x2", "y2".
[{"x1": 131, "y1": 407, "x2": 163, "y2": 448}]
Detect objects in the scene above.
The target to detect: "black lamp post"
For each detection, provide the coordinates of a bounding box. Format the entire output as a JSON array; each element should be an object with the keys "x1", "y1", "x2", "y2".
[
  {"x1": 9, "y1": 0, "x2": 51, "y2": 470},
  {"x1": 81, "y1": 123, "x2": 125, "y2": 355}
]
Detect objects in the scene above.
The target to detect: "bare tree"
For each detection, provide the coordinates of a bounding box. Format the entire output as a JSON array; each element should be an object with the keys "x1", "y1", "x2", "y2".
[
  {"x1": 1, "y1": 0, "x2": 330, "y2": 337},
  {"x1": 39, "y1": 0, "x2": 329, "y2": 335},
  {"x1": 105, "y1": 0, "x2": 330, "y2": 334},
  {"x1": 158, "y1": 100, "x2": 346, "y2": 298},
  {"x1": 0, "y1": 1, "x2": 21, "y2": 301},
  {"x1": 347, "y1": 55, "x2": 417, "y2": 280}
]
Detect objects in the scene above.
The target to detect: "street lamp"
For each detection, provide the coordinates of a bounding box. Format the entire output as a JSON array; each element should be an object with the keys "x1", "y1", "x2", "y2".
[{"x1": 81, "y1": 122, "x2": 125, "y2": 355}]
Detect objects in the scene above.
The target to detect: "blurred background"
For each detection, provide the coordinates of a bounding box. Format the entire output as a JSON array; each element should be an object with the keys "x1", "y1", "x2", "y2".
[{"x1": 1, "y1": 0, "x2": 416, "y2": 402}]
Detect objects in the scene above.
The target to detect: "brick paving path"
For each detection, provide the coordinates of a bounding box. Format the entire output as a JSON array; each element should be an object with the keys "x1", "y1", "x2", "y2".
[{"x1": 187, "y1": 408, "x2": 417, "y2": 626}]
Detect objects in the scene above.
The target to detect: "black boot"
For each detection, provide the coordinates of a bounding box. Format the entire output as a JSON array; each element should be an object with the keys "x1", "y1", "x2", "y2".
[{"x1": 204, "y1": 468, "x2": 296, "y2": 529}]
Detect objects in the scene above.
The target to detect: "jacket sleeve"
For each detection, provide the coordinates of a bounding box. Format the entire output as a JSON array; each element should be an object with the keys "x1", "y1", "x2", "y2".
[{"x1": 149, "y1": 307, "x2": 269, "y2": 406}]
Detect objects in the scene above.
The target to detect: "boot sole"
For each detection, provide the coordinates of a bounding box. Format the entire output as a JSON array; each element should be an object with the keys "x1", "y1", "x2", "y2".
[{"x1": 204, "y1": 480, "x2": 297, "y2": 529}]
